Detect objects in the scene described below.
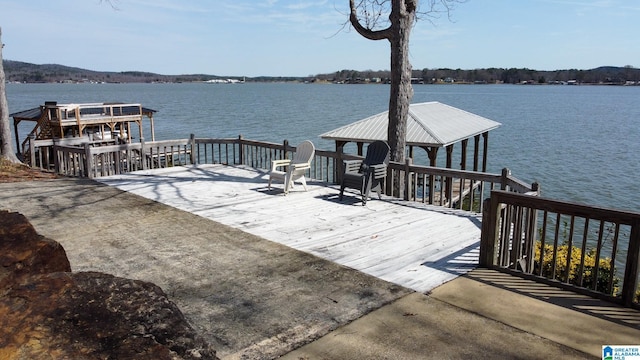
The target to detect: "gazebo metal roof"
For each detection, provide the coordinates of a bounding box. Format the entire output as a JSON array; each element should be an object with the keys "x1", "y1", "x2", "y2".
[{"x1": 320, "y1": 101, "x2": 501, "y2": 148}]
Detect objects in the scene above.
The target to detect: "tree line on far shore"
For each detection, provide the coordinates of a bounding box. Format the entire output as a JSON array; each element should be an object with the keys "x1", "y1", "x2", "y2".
[
  {"x1": 317, "y1": 65, "x2": 640, "y2": 85},
  {"x1": 3, "y1": 60, "x2": 639, "y2": 85}
]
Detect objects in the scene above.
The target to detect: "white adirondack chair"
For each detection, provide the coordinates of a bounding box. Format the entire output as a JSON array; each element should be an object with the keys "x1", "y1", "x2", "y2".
[{"x1": 268, "y1": 140, "x2": 315, "y2": 194}]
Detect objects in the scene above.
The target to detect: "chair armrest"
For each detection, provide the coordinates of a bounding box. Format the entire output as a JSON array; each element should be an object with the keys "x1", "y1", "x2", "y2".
[
  {"x1": 370, "y1": 163, "x2": 388, "y2": 179},
  {"x1": 343, "y1": 159, "x2": 363, "y2": 173},
  {"x1": 290, "y1": 162, "x2": 311, "y2": 171},
  {"x1": 271, "y1": 159, "x2": 291, "y2": 171}
]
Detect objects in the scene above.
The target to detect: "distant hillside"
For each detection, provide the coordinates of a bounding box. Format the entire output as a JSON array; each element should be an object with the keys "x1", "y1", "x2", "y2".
[
  {"x1": 3, "y1": 60, "x2": 639, "y2": 85},
  {"x1": 1, "y1": 60, "x2": 258, "y2": 84}
]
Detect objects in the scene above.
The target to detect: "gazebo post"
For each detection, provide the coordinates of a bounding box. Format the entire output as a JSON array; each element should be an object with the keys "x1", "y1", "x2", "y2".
[
  {"x1": 445, "y1": 145, "x2": 453, "y2": 169},
  {"x1": 473, "y1": 134, "x2": 480, "y2": 172},
  {"x1": 471, "y1": 135, "x2": 481, "y2": 209},
  {"x1": 461, "y1": 139, "x2": 468, "y2": 170},
  {"x1": 357, "y1": 142, "x2": 364, "y2": 156},
  {"x1": 425, "y1": 146, "x2": 437, "y2": 204},
  {"x1": 426, "y1": 147, "x2": 438, "y2": 167},
  {"x1": 482, "y1": 132, "x2": 489, "y2": 172},
  {"x1": 445, "y1": 145, "x2": 454, "y2": 203},
  {"x1": 149, "y1": 113, "x2": 155, "y2": 142},
  {"x1": 335, "y1": 140, "x2": 346, "y2": 184}
]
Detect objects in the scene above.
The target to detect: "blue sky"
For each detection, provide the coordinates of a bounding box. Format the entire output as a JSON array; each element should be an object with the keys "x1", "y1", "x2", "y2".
[{"x1": 1, "y1": 0, "x2": 638, "y2": 77}]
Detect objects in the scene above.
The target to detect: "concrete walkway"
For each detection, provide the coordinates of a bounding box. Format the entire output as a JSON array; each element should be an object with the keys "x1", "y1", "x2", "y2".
[
  {"x1": 283, "y1": 269, "x2": 640, "y2": 359},
  {"x1": 2, "y1": 175, "x2": 639, "y2": 359}
]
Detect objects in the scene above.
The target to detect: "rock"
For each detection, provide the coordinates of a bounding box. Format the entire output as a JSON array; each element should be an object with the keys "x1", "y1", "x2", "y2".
[
  {"x1": 0, "y1": 211, "x2": 218, "y2": 359},
  {"x1": 0, "y1": 210, "x2": 71, "y2": 290},
  {"x1": 0, "y1": 271, "x2": 219, "y2": 360}
]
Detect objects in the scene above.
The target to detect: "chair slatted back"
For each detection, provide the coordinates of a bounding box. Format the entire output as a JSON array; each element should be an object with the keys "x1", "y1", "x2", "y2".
[
  {"x1": 363, "y1": 140, "x2": 390, "y2": 167},
  {"x1": 292, "y1": 140, "x2": 315, "y2": 165}
]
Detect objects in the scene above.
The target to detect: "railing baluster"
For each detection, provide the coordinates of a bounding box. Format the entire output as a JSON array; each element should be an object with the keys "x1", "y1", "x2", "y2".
[
  {"x1": 608, "y1": 223, "x2": 620, "y2": 295},
  {"x1": 577, "y1": 218, "x2": 590, "y2": 287},
  {"x1": 551, "y1": 213, "x2": 562, "y2": 281}
]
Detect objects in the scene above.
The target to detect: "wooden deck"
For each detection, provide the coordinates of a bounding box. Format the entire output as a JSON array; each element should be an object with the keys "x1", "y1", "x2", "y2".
[{"x1": 98, "y1": 164, "x2": 482, "y2": 293}]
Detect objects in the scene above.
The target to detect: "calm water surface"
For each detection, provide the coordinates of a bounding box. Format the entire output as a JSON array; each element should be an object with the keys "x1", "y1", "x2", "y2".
[{"x1": 7, "y1": 83, "x2": 640, "y2": 212}]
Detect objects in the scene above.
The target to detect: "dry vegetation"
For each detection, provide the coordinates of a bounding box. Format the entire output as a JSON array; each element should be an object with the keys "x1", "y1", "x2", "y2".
[{"x1": 0, "y1": 158, "x2": 58, "y2": 182}]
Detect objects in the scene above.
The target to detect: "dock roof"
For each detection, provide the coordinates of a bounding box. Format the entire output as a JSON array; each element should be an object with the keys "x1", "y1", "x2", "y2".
[
  {"x1": 10, "y1": 103, "x2": 157, "y2": 121},
  {"x1": 320, "y1": 101, "x2": 501, "y2": 148}
]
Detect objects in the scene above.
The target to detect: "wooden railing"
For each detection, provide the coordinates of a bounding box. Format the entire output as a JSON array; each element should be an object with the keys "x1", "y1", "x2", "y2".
[
  {"x1": 43, "y1": 137, "x2": 193, "y2": 178},
  {"x1": 387, "y1": 162, "x2": 539, "y2": 213},
  {"x1": 32, "y1": 135, "x2": 538, "y2": 206},
  {"x1": 480, "y1": 190, "x2": 640, "y2": 309},
  {"x1": 194, "y1": 136, "x2": 342, "y2": 184},
  {"x1": 192, "y1": 137, "x2": 539, "y2": 210}
]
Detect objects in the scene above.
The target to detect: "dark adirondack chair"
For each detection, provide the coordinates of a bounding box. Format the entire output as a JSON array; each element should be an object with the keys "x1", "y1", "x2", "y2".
[{"x1": 339, "y1": 140, "x2": 390, "y2": 205}]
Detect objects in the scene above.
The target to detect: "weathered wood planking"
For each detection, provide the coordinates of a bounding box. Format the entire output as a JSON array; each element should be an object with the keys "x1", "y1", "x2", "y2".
[{"x1": 99, "y1": 164, "x2": 482, "y2": 293}]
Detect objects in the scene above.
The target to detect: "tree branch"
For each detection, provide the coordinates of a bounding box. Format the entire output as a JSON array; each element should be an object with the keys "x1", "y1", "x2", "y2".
[
  {"x1": 349, "y1": 0, "x2": 392, "y2": 41},
  {"x1": 99, "y1": 0, "x2": 120, "y2": 10},
  {"x1": 416, "y1": 0, "x2": 466, "y2": 23}
]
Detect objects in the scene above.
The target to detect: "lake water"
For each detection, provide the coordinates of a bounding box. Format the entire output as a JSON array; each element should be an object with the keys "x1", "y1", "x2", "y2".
[{"x1": 6, "y1": 82, "x2": 640, "y2": 212}]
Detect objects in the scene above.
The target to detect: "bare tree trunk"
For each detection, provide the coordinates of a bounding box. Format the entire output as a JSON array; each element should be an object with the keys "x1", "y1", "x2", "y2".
[
  {"x1": 387, "y1": 1, "x2": 415, "y2": 196},
  {"x1": 349, "y1": 0, "x2": 461, "y2": 197},
  {"x1": 0, "y1": 27, "x2": 20, "y2": 163}
]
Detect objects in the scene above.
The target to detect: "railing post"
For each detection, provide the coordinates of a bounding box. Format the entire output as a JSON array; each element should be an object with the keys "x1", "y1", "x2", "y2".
[
  {"x1": 622, "y1": 219, "x2": 640, "y2": 307},
  {"x1": 28, "y1": 133, "x2": 36, "y2": 168},
  {"x1": 238, "y1": 135, "x2": 244, "y2": 165},
  {"x1": 283, "y1": 139, "x2": 289, "y2": 160},
  {"x1": 500, "y1": 168, "x2": 511, "y2": 190},
  {"x1": 140, "y1": 137, "x2": 147, "y2": 170},
  {"x1": 522, "y1": 181, "x2": 542, "y2": 273},
  {"x1": 190, "y1": 134, "x2": 196, "y2": 165},
  {"x1": 53, "y1": 140, "x2": 60, "y2": 175},
  {"x1": 479, "y1": 194, "x2": 500, "y2": 267},
  {"x1": 114, "y1": 145, "x2": 121, "y2": 175},
  {"x1": 404, "y1": 158, "x2": 412, "y2": 201},
  {"x1": 83, "y1": 142, "x2": 92, "y2": 178},
  {"x1": 531, "y1": 182, "x2": 540, "y2": 195}
]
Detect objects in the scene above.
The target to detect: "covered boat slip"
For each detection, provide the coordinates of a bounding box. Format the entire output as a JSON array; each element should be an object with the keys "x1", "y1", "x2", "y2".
[
  {"x1": 50, "y1": 102, "x2": 149, "y2": 140},
  {"x1": 11, "y1": 101, "x2": 157, "y2": 157},
  {"x1": 98, "y1": 164, "x2": 482, "y2": 293}
]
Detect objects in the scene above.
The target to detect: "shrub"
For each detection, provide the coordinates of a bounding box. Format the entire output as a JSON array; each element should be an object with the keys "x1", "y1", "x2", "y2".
[{"x1": 534, "y1": 241, "x2": 620, "y2": 295}]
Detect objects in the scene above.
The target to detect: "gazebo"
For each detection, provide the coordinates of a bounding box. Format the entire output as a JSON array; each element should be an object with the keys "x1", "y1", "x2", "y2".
[{"x1": 320, "y1": 101, "x2": 501, "y2": 172}]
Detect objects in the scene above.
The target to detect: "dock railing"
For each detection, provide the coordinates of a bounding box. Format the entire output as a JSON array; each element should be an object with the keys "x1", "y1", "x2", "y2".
[
  {"x1": 42, "y1": 136, "x2": 193, "y2": 178},
  {"x1": 481, "y1": 190, "x2": 640, "y2": 309}
]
